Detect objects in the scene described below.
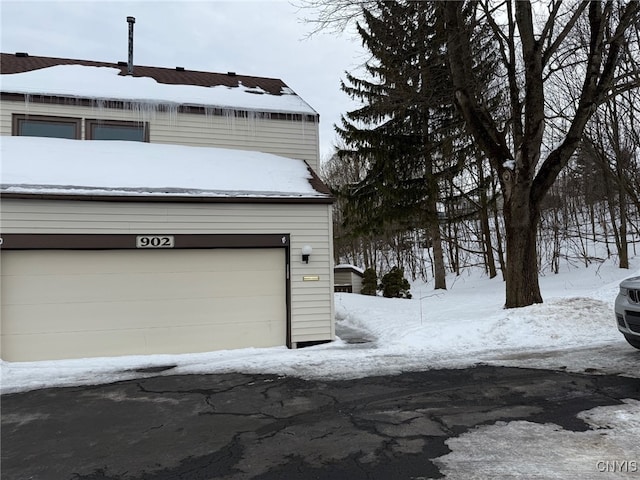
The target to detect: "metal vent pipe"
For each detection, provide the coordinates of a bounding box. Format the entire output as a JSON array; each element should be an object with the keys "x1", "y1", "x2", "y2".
[{"x1": 127, "y1": 16, "x2": 135, "y2": 75}]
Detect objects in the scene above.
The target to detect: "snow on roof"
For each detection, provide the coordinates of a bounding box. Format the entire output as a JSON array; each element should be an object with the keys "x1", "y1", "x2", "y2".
[
  {"x1": 0, "y1": 136, "x2": 330, "y2": 200},
  {"x1": 335, "y1": 264, "x2": 365, "y2": 275},
  {"x1": 0, "y1": 64, "x2": 317, "y2": 115}
]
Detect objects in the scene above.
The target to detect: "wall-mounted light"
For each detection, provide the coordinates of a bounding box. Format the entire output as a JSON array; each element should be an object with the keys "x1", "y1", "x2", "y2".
[{"x1": 302, "y1": 245, "x2": 313, "y2": 264}]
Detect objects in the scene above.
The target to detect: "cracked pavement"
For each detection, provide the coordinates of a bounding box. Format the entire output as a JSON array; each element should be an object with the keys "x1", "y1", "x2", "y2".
[{"x1": 2, "y1": 365, "x2": 639, "y2": 479}]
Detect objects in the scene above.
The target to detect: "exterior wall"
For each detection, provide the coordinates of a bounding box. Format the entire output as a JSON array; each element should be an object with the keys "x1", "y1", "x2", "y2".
[
  {"x1": 334, "y1": 270, "x2": 363, "y2": 294},
  {"x1": 0, "y1": 199, "x2": 335, "y2": 344},
  {"x1": 351, "y1": 273, "x2": 363, "y2": 294},
  {"x1": 0, "y1": 98, "x2": 321, "y2": 172},
  {"x1": 334, "y1": 271, "x2": 352, "y2": 285}
]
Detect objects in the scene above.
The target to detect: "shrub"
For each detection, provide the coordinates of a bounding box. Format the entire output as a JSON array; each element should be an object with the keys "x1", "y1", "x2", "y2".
[
  {"x1": 380, "y1": 266, "x2": 412, "y2": 299},
  {"x1": 360, "y1": 268, "x2": 378, "y2": 296}
]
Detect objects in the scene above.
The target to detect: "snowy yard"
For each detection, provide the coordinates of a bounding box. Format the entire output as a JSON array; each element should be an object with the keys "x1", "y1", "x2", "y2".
[{"x1": 2, "y1": 258, "x2": 639, "y2": 479}]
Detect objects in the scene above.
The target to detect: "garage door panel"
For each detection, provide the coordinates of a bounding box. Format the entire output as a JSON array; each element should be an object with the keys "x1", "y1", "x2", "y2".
[
  {"x1": 144, "y1": 321, "x2": 286, "y2": 353},
  {"x1": 2, "y1": 318, "x2": 285, "y2": 361},
  {"x1": 3, "y1": 269, "x2": 284, "y2": 305},
  {"x1": 2, "y1": 294, "x2": 286, "y2": 335},
  {"x1": 1, "y1": 248, "x2": 287, "y2": 361},
  {"x1": 3, "y1": 249, "x2": 282, "y2": 275},
  {"x1": 1, "y1": 330, "x2": 145, "y2": 362}
]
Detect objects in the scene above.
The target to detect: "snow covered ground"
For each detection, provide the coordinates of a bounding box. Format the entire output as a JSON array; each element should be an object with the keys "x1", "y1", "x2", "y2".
[
  {"x1": 2, "y1": 258, "x2": 639, "y2": 478},
  {"x1": 435, "y1": 398, "x2": 640, "y2": 479}
]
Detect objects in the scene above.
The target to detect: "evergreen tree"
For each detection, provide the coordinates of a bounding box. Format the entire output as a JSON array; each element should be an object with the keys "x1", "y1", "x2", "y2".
[
  {"x1": 360, "y1": 267, "x2": 378, "y2": 296},
  {"x1": 380, "y1": 266, "x2": 412, "y2": 299},
  {"x1": 336, "y1": 1, "x2": 467, "y2": 290}
]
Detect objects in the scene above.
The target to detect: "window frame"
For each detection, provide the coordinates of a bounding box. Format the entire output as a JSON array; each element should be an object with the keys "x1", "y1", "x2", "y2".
[
  {"x1": 12, "y1": 114, "x2": 82, "y2": 139},
  {"x1": 85, "y1": 119, "x2": 150, "y2": 142}
]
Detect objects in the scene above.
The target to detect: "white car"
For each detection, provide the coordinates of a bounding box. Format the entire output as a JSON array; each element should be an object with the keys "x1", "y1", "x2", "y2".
[{"x1": 614, "y1": 276, "x2": 640, "y2": 350}]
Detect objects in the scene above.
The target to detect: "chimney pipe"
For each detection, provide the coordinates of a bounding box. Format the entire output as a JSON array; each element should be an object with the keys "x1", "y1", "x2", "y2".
[{"x1": 127, "y1": 16, "x2": 135, "y2": 75}]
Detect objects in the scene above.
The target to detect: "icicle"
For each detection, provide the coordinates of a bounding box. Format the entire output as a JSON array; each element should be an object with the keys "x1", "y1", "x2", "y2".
[
  {"x1": 247, "y1": 110, "x2": 257, "y2": 136},
  {"x1": 166, "y1": 104, "x2": 178, "y2": 127},
  {"x1": 23, "y1": 93, "x2": 31, "y2": 114},
  {"x1": 92, "y1": 98, "x2": 107, "y2": 118},
  {"x1": 205, "y1": 106, "x2": 219, "y2": 129},
  {"x1": 222, "y1": 107, "x2": 237, "y2": 133}
]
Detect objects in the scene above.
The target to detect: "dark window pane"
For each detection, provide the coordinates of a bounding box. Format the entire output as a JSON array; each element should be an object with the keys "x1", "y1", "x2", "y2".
[
  {"x1": 19, "y1": 120, "x2": 77, "y2": 139},
  {"x1": 91, "y1": 124, "x2": 145, "y2": 142}
]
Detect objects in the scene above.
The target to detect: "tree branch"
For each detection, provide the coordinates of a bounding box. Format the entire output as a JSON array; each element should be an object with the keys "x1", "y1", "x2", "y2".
[
  {"x1": 443, "y1": 1, "x2": 513, "y2": 178},
  {"x1": 541, "y1": 1, "x2": 589, "y2": 67},
  {"x1": 532, "y1": 0, "x2": 640, "y2": 204}
]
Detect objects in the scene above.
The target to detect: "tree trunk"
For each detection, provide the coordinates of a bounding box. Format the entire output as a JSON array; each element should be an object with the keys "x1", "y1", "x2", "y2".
[
  {"x1": 503, "y1": 188, "x2": 543, "y2": 307},
  {"x1": 492, "y1": 181, "x2": 506, "y2": 279},
  {"x1": 429, "y1": 204, "x2": 448, "y2": 290},
  {"x1": 617, "y1": 182, "x2": 629, "y2": 269},
  {"x1": 478, "y1": 160, "x2": 497, "y2": 278}
]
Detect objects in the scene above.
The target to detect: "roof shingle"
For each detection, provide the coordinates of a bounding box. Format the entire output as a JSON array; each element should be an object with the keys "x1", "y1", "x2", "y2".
[{"x1": 0, "y1": 52, "x2": 289, "y2": 96}]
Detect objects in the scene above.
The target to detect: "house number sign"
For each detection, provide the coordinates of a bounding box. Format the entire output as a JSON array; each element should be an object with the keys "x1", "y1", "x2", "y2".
[{"x1": 136, "y1": 235, "x2": 175, "y2": 248}]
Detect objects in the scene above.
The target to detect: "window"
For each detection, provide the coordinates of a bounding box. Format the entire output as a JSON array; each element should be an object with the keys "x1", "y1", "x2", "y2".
[
  {"x1": 12, "y1": 114, "x2": 81, "y2": 139},
  {"x1": 86, "y1": 120, "x2": 148, "y2": 142},
  {"x1": 12, "y1": 115, "x2": 150, "y2": 142}
]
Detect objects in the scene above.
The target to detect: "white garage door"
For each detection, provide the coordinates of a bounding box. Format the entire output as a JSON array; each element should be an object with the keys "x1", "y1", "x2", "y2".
[{"x1": 1, "y1": 248, "x2": 286, "y2": 361}]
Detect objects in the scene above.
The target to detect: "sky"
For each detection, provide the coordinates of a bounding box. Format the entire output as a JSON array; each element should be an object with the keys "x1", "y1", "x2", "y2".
[{"x1": 0, "y1": 0, "x2": 366, "y2": 160}]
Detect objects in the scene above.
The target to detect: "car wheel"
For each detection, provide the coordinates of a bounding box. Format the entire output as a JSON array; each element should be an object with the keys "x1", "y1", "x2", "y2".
[{"x1": 624, "y1": 335, "x2": 640, "y2": 350}]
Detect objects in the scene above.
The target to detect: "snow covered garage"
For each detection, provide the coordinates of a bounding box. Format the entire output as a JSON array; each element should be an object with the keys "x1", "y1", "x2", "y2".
[{"x1": 0, "y1": 138, "x2": 334, "y2": 362}]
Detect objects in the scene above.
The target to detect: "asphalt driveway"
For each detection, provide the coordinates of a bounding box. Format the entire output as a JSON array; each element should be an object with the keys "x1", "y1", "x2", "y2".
[{"x1": 2, "y1": 365, "x2": 639, "y2": 479}]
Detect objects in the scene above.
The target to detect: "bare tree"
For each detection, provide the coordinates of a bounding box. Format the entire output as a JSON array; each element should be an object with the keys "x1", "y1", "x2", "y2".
[
  {"x1": 582, "y1": 83, "x2": 640, "y2": 269},
  {"x1": 442, "y1": 0, "x2": 639, "y2": 307},
  {"x1": 303, "y1": 0, "x2": 639, "y2": 307}
]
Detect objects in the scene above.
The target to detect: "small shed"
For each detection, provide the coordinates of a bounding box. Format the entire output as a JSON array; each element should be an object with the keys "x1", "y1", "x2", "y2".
[{"x1": 334, "y1": 264, "x2": 365, "y2": 293}]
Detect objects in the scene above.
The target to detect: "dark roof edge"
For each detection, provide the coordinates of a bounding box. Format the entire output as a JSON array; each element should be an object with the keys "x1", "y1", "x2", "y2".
[
  {"x1": 0, "y1": 52, "x2": 286, "y2": 84},
  {"x1": 305, "y1": 163, "x2": 332, "y2": 197},
  {"x1": 0, "y1": 192, "x2": 334, "y2": 205}
]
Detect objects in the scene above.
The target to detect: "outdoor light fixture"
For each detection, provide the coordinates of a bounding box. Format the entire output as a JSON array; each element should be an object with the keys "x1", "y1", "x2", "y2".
[{"x1": 302, "y1": 245, "x2": 313, "y2": 264}]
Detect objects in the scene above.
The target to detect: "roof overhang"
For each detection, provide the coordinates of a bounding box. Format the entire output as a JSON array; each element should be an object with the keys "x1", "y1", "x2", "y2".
[
  {"x1": 0, "y1": 136, "x2": 334, "y2": 204},
  {"x1": 0, "y1": 191, "x2": 333, "y2": 204}
]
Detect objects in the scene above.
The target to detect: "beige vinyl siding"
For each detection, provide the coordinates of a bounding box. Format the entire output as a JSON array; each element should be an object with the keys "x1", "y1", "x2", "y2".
[
  {"x1": 335, "y1": 270, "x2": 363, "y2": 294},
  {"x1": 352, "y1": 274, "x2": 363, "y2": 294},
  {"x1": 0, "y1": 199, "x2": 335, "y2": 345},
  {"x1": 0, "y1": 98, "x2": 320, "y2": 172},
  {"x1": 334, "y1": 271, "x2": 352, "y2": 284}
]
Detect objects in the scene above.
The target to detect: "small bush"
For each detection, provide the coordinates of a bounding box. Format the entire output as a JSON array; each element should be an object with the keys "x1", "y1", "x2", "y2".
[
  {"x1": 380, "y1": 266, "x2": 412, "y2": 299},
  {"x1": 360, "y1": 268, "x2": 378, "y2": 296}
]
